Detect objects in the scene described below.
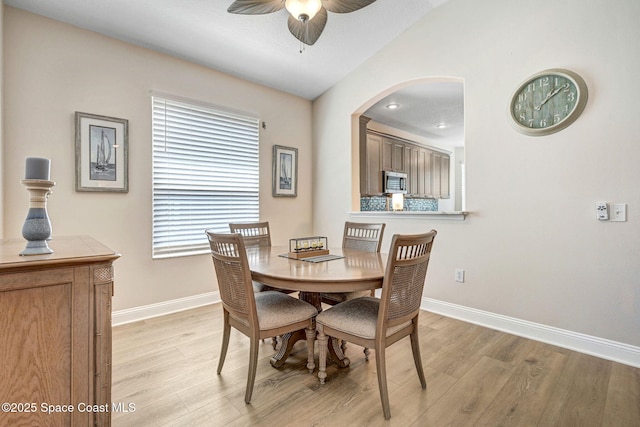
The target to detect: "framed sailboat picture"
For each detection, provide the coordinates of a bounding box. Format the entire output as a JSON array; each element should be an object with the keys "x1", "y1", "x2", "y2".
[
  {"x1": 75, "y1": 112, "x2": 128, "y2": 192},
  {"x1": 272, "y1": 145, "x2": 297, "y2": 197}
]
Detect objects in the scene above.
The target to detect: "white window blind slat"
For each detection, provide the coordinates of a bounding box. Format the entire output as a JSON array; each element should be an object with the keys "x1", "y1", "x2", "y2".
[{"x1": 152, "y1": 96, "x2": 260, "y2": 258}]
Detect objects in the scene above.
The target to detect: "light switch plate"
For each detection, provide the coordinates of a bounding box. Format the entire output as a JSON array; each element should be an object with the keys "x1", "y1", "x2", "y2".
[{"x1": 610, "y1": 204, "x2": 627, "y2": 222}]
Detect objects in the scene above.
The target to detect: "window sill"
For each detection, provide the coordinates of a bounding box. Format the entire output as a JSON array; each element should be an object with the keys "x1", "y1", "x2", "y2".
[{"x1": 350, "y1": 211, "x2": 469, "y2": 221}]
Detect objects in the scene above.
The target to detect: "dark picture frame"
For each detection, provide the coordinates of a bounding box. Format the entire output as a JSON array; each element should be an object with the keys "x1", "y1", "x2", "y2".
[
  {"x1": 75, "y1": 112, "x2": 129, "y2": 192},
  {"x1": 272, "y1": 145, "x2": 298, "y2": 197}
]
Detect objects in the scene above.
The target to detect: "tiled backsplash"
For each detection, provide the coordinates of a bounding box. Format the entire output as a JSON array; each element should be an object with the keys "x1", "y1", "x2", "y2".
[{"x1": 360, "y1": 196, "x2": 438, "y2": 212}]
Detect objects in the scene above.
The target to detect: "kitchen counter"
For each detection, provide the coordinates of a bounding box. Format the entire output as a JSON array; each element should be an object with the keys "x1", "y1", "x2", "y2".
[{"x1": 350, "y1": 211, "x2": 468, "y2": 221}]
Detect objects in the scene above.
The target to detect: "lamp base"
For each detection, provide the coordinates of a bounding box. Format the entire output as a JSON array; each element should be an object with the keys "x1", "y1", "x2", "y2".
[
  {"x1": 20, "y1": 240, "x2": 54, "y2": 256},
  {"x1": 20, "y1": 179, "x2": 55, "y2": 256}
]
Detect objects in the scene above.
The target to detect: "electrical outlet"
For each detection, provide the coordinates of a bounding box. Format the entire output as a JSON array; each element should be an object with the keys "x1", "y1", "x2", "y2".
[{"x1": 455, "y1": 268, "x2": 465, "y2": 283}]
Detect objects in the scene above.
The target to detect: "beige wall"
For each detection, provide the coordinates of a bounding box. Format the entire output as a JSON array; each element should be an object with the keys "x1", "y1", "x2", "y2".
[
  {"x1": 313, "y1": 0, "x2": 640, "y2": 347},
  {"x1": 3, "y1": 1, "x2": 639, "y2": 354},
  {"x1": 2, "y1": 7, "x2": 313, "y2": 311}
]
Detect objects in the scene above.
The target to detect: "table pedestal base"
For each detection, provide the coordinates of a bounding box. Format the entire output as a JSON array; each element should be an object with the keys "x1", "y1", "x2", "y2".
[
  {"x1": 269, "y1": 291, "x2": 351, "y2": 369},
  {"x1": 270, "y1": 331, "x2": 350, "y2": 369}
]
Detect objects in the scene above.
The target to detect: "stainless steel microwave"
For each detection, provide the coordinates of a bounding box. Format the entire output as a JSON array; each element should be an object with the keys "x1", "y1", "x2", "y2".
[{"x1": 382, "y1": 171, "x2": 407, "y2": 194}]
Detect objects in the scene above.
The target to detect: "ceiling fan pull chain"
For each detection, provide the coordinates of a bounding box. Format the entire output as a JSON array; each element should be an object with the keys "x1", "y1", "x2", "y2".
[{"x1": 299, "y1": 22, "x2": 308, "y2": 53}]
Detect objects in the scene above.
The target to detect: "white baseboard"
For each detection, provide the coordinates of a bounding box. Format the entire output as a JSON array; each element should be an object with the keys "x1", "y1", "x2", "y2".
[
  {"x1": 112, "y1": 291, "x2": 220, "y2": 326},
  {"x1": 113, "y1": 292, "x2": 640, "y2": 368},
  {"x1": 422, "y1": 297, "x2": 640, "y2": 368}
]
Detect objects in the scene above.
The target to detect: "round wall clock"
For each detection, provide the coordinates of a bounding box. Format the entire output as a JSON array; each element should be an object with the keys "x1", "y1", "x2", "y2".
[{"x1": 509, "y1": 68, "x2": 588, "y2": 136}]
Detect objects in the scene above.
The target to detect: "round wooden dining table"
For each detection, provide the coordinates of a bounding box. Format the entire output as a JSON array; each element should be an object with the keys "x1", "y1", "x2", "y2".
[{"x1": 246, "y1": 246, "x2": 386, "y2": 368}]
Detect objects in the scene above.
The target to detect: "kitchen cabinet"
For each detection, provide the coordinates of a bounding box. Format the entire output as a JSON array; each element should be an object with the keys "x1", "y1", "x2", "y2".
[
  {"x1": 0, "y1": 236, "x2": 120, "y2": 427},
  {"x1": 432, "y1": 152, "x2": 442, "y2": 198},
  {"x1": 382, "y1": 137, "x2": 406, "y2": 173},
  {"x1": 440, "y1": 154, "x2": 450, "y2": 199},
  {"x1": 418, "y1": 148, "x2": 431, "y2": 197},
  {"x1": 407, "y1": 146, "x2": 418, "y2": 195},
  {"x1": 427, "y1": 151, "x2": 451, "y2": 199},
  {"x1": 360, "y1": 126, "x2": 450, "y2": 198},
  {"x1": 361, "y1": 133, "x2": 383, "y2": 195}
]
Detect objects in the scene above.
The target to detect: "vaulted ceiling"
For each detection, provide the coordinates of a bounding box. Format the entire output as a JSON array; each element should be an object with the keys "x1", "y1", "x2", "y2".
[{"x1": 5, "y1": 0, "x2": 463, "y2": 146}]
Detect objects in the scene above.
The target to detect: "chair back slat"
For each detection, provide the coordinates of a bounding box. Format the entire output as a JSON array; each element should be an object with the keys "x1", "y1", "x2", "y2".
[
  {"x1": 342, "y1": 222, "x2": 386, "y2": 253},
  {"x1": 229, "y1": 222, "x2": 271, "y2": 248},
  {"x1": 206, "y1": 231, "x2": 256, "y2": 319},
  {"x1": 379, "y1": 231, "x2": 437, "y2": 329}
]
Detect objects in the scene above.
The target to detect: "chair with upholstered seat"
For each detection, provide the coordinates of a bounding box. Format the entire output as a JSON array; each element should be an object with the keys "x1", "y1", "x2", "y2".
[
  {"x1": 320, "y1": 221, "x2": 385, "y2": 358},
  {"x1": 316, "y1": 230, "x2": 437, "y2": 419},
  {"x1": 206, "y1": 231, "x2": 317, "y2": 404},
  {"x1": 230, "y1": 221, "x2": 294, "y2": 349},
  {"x1": 229, "y1": 221, "x2": 272, "y2": 294},
  {"x1": 229, "y1": 222, "x2": 294, "y2": 293},
  {"x1": 342, "y1": 221, "x2": 386, "y2": 252},
  {"x1": 320, "y1": 221, "x2": 385, "y2": 306},
  {"x1": 229, "y1": 221, "x2": 271, "y2": 248}
]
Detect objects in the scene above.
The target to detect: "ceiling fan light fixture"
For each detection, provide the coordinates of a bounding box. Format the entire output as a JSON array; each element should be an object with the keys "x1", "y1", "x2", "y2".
[
  {"x1": 285, "y1": 0, "x2": 322, "y2": 22},
  {"x1": 228, "y1": 0, "x2": 377, "y2": 49}
]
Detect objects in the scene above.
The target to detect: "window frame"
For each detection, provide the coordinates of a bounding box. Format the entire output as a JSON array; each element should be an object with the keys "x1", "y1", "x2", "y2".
[{"x1": 151, "y1": 95, "x2": 260, "y2": 259}]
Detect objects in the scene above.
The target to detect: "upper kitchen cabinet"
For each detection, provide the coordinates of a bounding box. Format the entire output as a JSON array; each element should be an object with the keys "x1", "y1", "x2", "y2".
[
  {"x1": 360, "y1": 127, "x2": 450, "y2": 199},
  {"x1": 381, "y1": 137, "x2": 405, "y2": 173},
  {"x1": 363, "y1": 134, "x2": 383, "y2": 195},
  {"x1": 359, "y1": 117, "x2": 382, "y2": 196},
  {"x1": 429, "y1": 151, "x2": 450, "y2": 199},
  {"x1": 440, "y1": 154, "x2": 450, "y2": 199}
]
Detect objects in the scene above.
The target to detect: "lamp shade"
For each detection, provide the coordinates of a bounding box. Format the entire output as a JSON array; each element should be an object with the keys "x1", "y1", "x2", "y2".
[{"x1": 285, "y1": 0, "x2": 322, "y2": 21}]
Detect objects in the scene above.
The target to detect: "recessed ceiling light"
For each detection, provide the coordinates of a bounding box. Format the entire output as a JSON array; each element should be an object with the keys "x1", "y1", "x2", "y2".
[
  {"x1": 385, "y1": 103, "x2": 400, "y2": 110},
  {"x1": 435, "y1": 123, "x2": 447, "y2": 129}
]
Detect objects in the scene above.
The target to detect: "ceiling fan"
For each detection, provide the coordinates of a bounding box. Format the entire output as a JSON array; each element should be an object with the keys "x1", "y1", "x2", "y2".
[{"x1": 227, "y1": 0, "x2": 378, "y2": 46}]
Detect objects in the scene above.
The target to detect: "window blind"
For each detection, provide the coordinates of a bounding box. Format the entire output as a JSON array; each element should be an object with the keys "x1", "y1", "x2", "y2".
[{"x1": 152, "y1": 96, "x2": 259, "y2": 258}]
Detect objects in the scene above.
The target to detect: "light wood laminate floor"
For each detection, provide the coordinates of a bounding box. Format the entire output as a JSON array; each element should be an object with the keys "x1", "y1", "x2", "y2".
[{"x1": 111, "y1": 304, "x2": 640, "y2": 426}]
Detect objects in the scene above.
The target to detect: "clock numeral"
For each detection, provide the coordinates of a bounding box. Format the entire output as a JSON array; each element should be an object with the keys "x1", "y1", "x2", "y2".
[
  {"x1": 514, "y1": 103, "x2": 522, "y2": 112},
  {"x1": 528, "y1": 119, "x2": 535, "y2": 127},
  {"x1": 527, "y1": 83, "x2": 536, "y2": 92},
  {"x1": 539, "y1": 77, "x2": 550, "y2": 87},
  {"x1": 539, "y1": 119, "x2": 548, "y2": 127},
  {"x1": 519, "y1": 113, "x2": 526, "y2": 122},
  {"x1": 567, "y1": 91, "x2": 576, "y2": 102},
  {"x1": 518, "y1": 92, "x2": 527, "y2": 102},
  {"x1": 554, "y1": 114, "x2": 561, "y2": 124}
]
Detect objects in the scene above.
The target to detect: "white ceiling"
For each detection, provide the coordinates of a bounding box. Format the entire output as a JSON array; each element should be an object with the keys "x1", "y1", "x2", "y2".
[
  {"x1": 5, "y1": 0, "x2": 463, "y2": 147},
  {"x1": 365, "y1": 81, "x2": 464, "y2": 147}
]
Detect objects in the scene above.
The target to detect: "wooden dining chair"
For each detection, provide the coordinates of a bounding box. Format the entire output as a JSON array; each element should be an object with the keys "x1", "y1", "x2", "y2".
[
  {"x1": 206, "y1": 231, "x2": 317, "y2": 404},
  {"x1": 229, "y1": 222, "x2": 272, "y2": 293},
  {"x1": 230, "y1": 221, "x2": 295, "y2": 349},
  {"x1": 229, "y1": 221, "x2": 271, "y2": 249},
  {"x1": 320, "y1": 221, "x2": 385, "y2": 306},
  {"x1": 320, "y1": 221, "x2": 385, "y2": 358},
  {"x1": 316, "y1": 230, "x2": 437, "y2": 419}
]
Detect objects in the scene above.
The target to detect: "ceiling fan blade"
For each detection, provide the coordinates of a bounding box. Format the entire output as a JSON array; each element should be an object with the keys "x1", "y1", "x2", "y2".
[
  {"x1": 322, "y1": 0, "x2": 377, "y2": 14},
  {"x1": 287, "y1": 7, "x2": 327, "y2": 45},
  {"x1": 227, "y1": 0, "x2": 285, "y2": 15}
]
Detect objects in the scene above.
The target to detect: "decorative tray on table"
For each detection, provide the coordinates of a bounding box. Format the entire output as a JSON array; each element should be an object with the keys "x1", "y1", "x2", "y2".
[{"x1": 287, "y1": 236, "x2": 329, "y2": 259}]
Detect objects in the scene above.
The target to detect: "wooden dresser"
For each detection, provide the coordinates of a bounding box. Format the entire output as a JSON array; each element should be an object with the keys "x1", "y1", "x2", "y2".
[{"x1": 0, "y1": 236, "x2": 120, "y2": 426}]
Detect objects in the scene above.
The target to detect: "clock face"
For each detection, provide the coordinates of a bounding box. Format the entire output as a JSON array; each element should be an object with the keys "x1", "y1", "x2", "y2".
[{"x1": 510, "y1": 69, "x2": 588, "y2": 136}]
